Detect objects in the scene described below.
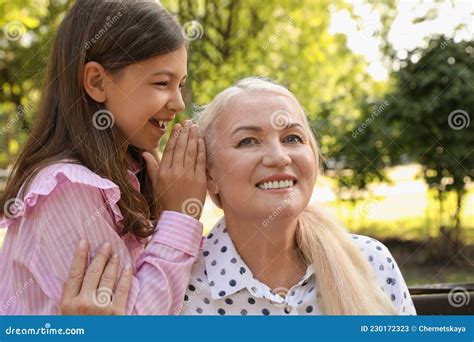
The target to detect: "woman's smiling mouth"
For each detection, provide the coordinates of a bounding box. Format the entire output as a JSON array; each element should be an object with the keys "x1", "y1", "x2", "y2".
[{"x1": 256, "y1": 174, "x2": 297, "y2": 192}]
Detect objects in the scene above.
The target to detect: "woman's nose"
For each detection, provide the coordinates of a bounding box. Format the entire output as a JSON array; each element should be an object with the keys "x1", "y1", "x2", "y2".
[{"x1": 262, "y1": 143, "x2": 291, "y2": 167}]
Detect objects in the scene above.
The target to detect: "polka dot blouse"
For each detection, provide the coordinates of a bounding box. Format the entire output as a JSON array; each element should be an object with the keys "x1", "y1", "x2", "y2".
[{"x1": 180, "y1": 217, "x2": 417, "y2": 316}]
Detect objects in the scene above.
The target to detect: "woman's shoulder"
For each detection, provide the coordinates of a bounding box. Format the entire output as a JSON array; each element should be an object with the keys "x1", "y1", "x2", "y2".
[
  {"x1": 349, "y1": 233, "x2": 416, "y2": 314},
  {"x1": 348, "y1": 234, "x2": 399, "y2": 273},
  {"x1": 2, "y1": 161, "x2": 122, "y2": 226}
]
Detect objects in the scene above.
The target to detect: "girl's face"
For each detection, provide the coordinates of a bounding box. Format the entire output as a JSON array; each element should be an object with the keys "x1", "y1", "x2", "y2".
[
  {"x1": 104, "y1": 46, "x2": 188, "y2": 150},
  {"x1": 207, "y1": 92, "x2": 317, "y2": 222}
]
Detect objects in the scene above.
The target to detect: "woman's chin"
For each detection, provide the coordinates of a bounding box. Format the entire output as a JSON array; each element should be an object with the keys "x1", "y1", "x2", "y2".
[{"x1": 253, "y1": 202, "x2": 303, "y2": 223}]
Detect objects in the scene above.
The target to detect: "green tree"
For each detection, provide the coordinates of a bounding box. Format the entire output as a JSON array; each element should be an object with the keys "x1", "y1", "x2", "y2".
[
  {"x1": 2, "y1": 0, "x2": 383, "y2": 207},
  {"x1": 163, "y1": 0, "x2": 384, "y2": 196},
  {"x1": 0, "y1": 0, "x2": 72, "y2": 168},
  {"x1": 383, "y1": 35, "x2": 473, "y2": 252}
]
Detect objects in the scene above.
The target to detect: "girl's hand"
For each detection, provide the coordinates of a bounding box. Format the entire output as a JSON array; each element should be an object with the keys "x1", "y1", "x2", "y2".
[
  {"x1": 143, "y1": 120, "x2": 207, "y2": 220},
  {"x1": 60, "y1": 240, "x2": 132, "y2": 315}
]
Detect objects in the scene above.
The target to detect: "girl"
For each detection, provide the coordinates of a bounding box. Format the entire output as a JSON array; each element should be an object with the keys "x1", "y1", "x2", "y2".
[
  {"x1": 61, "y1": 77, "x2": 417, "y2": 315},
  {"x1": 0, "y1": 0, "x2": 206, "y2": 315}
]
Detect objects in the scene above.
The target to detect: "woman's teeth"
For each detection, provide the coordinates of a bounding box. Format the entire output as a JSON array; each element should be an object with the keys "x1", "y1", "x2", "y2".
[{"x1": 257, "y1": 179, "x2": 295, "y2": 190}]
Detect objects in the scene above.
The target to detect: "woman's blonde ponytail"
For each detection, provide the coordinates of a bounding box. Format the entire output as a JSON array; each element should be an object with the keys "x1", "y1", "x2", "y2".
[
  {"x1": 297, "y1": 205, "x2": 395, "y2": 314},
  {"x1": 196, "y1": 76, "x2": 397, "y2": 315}
]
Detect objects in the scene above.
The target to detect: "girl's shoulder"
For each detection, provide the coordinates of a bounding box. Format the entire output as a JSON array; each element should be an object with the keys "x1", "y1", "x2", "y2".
[
  {"x1": 2, "y1": 161, "x2": 122, "y2": 226},
  {"x1": 28, "y1": 161, "x2": 118, "y2": 195}
]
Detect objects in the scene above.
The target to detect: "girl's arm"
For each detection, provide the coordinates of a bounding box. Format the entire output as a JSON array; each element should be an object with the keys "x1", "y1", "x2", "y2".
[
  {"x1": 60, "y1": 240, "x2": 132, "y2": 315},
  {"x1": 23, "y1": 179, "x2": 202, "y2": 315},
  {"x1": 14, "y1": 122, "x2": 206, "y2": 315}
]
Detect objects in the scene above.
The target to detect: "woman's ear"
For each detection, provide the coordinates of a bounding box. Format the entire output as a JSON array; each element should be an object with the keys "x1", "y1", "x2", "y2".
[
  {"x1": 206, "y1": 168, "x2": 219, "y2": 195},
  {"x1": 83, "y1": 61, "x2": 107, "y2": 103}
]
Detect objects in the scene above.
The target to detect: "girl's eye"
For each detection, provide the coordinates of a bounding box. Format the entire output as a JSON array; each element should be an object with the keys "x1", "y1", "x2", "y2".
[
  {"x1": 179, "y1": 83, "x2": 185, "y2": 89},
  {"x1": 237, "y1": 137, "x2": 259, "y2": 147},
  {"x1": 284, "y1": 134, "x2": 304, "y2": 144},
  {"x1": 154, "y1": 82, "x2": 168, "y2": 87}
]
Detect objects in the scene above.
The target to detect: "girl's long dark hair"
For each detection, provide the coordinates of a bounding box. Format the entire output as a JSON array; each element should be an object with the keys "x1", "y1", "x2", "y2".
[{"x1": 0, "y1": 0, "x2": 186, "y2": 238}]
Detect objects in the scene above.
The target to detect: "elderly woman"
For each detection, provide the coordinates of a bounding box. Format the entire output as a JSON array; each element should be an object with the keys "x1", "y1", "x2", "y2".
[{"x1": 60, "y1": 77, "x2": 416, "y2": 315}]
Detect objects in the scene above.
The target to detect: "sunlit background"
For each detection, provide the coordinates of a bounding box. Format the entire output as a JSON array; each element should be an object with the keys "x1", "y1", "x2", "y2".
[{"x1": 0, "y1": 0, "x2": 473, "y2": 286}]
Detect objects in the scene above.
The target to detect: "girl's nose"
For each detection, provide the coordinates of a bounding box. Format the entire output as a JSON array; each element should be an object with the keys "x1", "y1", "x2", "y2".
[{"x1": 167, "y1": 89, "x2": 185, "y2": 113}]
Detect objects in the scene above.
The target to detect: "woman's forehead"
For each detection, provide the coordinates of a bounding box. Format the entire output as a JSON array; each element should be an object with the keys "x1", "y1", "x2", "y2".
[{"x1": 218, "y1": 92, "x2": 303, "y2": 130}]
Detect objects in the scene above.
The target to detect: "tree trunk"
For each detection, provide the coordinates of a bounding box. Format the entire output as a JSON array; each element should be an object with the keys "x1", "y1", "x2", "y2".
[{"x1": 453, "y1": 189, "x2": 465, "y2": 248}]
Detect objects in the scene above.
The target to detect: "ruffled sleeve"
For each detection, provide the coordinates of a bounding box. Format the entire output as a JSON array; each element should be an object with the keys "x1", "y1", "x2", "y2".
[
  {"x1": 0, "y1": 162, "x2": 203, "y2": 314},
  {"x1": 1, "y1": 162, "x2": 123, "y2": 229}
]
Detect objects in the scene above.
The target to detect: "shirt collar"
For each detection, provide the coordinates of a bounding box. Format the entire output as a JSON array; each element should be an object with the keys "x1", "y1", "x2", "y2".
[{"x1": 203, "y1": 217, "x2": 315, "y2": 302}]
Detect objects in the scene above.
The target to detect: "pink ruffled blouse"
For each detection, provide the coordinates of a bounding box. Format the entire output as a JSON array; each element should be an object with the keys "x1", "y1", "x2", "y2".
[{"x1": 0, "y1": 162, "x2": 203, "y2": 315}]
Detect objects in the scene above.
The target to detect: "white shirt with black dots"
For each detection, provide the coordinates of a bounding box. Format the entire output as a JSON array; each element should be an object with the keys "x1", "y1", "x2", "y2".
[{"x1": 180, "y1": 217, "x2": 417, "y2": 316}]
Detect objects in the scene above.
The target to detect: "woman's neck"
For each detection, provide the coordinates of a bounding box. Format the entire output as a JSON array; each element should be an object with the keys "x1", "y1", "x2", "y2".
[{"x1": 225, "y1": 213, "x2": 308, "y2": 291}]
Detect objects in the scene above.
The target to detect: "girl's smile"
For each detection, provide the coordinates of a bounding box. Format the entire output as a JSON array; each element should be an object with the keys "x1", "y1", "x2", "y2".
[{"x1": 98, "y1": 46, "x2": 188, "y2": 150}]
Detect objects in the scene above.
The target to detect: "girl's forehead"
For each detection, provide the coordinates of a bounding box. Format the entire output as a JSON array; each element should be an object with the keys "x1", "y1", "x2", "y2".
[{"x1": 127, "y1": 46, "x2": 188, "y2": 76}]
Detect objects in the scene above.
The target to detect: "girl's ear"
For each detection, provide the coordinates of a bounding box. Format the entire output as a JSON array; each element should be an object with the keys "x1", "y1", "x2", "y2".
[
  {"x1": 206, "y1": 168, "x2": 219, "y2": 195},
  {"x1": 83, "y1": 61, "x2": 107, "y2": 103}
]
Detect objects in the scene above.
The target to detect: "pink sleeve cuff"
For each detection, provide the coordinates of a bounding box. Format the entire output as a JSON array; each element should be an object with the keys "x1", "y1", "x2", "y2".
[{"x1": 151, "y1": 211, "x2": 203, "y2": 257}]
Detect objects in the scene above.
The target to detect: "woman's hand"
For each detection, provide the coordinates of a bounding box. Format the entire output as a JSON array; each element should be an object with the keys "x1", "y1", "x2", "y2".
[
  {"x1": 143, "y1": 119, "x2": 207, "y2": 220},
  {"x1": 60, "y1": 240, "x2": 132, "y2": 315}
]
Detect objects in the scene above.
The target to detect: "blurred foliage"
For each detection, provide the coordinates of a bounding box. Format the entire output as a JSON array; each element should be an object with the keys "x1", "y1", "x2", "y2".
[
  {"x1": 0, "y1": 0, "x2": 71, "y2": 166},
  {"x1": 162, "y1": 0, "x2": 391, "y2": 194},
  {"x1": 381, "y1": 35, "x2": 473, "y2": 251},
  {"x1": 2, "y1": 0, "x2": 387, "y2": 191},
  {"x1": 0, "y1": 1, "x2": 472, "y2": 251}
]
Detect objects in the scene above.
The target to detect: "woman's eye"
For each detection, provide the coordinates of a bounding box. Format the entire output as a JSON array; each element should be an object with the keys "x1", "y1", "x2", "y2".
[
  {"x1": 154, "y1": 82, "x2": 168, "y2": 87},
  {"x1": 179, "y1": 83, "x2": 185, "y2": 89},
  {"x1": 284, "y1": 134, "x2": 304, "y2": 144},
  {"x1": 237, "y1": 137, "x2": 259, "y2": 147}
]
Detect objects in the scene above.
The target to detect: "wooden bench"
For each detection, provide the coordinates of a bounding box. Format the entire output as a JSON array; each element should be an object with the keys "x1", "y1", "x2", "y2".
[{"x1": 409, "y1": 283, "x2": 474, "y2": 314}]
